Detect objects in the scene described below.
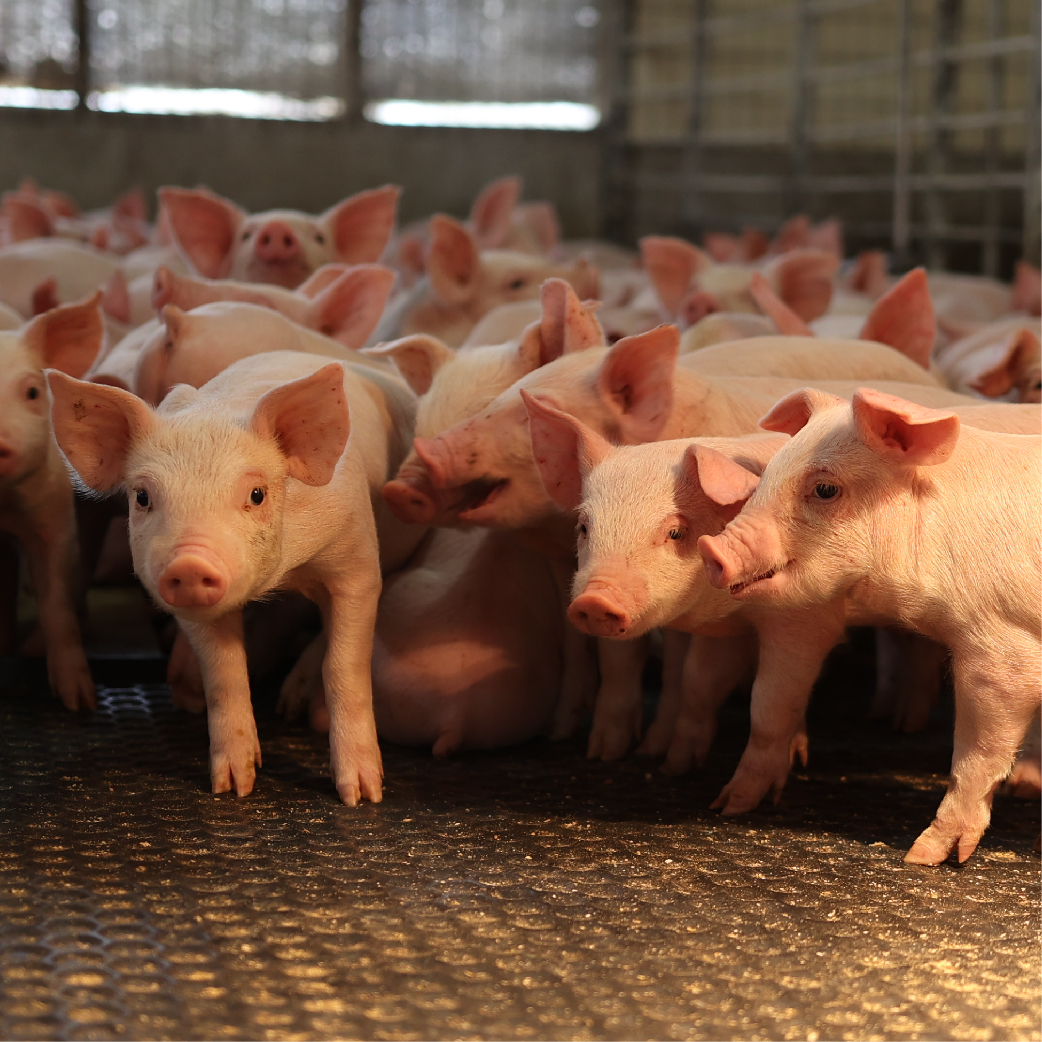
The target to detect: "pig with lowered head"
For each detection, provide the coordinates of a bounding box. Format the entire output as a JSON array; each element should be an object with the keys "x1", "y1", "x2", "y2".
[
  {"x1": 49, "y1": 351, "x2": 415, "y2": 805},
  {"x1": 0, "y1": 295, "x2": 105, "y2": 710},
  {"x1": 697, "y1": 387, "x2": 1041, "y2": 864}
]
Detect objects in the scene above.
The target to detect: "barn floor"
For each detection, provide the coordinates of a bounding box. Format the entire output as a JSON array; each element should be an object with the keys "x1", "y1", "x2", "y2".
[{"x1": 0, "y1": 593, "x2": 1038, "y2": 1042}]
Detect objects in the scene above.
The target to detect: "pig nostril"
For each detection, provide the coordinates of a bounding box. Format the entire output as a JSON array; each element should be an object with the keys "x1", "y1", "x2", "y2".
[{"x1": 283, "y1": 235, "x2": 292, "y2": 247}]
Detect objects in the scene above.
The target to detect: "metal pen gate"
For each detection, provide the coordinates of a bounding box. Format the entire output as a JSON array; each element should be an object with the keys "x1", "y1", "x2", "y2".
[{"x1": 602, "y1": 0, "x2": 1041, "y2": 277}]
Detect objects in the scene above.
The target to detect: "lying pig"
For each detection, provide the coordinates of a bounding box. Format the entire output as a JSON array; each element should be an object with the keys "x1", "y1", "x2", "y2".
[
  {"x1": 0, "y1": 238, "x2": 119, "y2": 318},
  {"x1": 372, "y1": 215, "x2": 599, "y2": 348},
  {"x1": 698, "y1": 388, "x2": 1040, "y2": 864},
  {"x1": 49, "y1": 352, "x2": 418, "y2": 805},
  {"x1": 150, "y1": 263, "x2": 396, "y2": 348},
  {"x1": 160, "y1": 185, "x2": 399, "y2": 289},
  {"x1": 1, "y1": 296, "x2": 105, "y2": 710}
]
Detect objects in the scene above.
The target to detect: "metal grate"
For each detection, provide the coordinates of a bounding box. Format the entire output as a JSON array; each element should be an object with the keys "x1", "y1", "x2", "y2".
[
  {"x1": 0, "y1": 0, "x2": 78, "y2": 90},
  {"x1": 604, "y1": 0, "x2": 1041, "y2": 276},
  {"x1": 360, "y1": 0, "x2": 603, "y2": 105}
]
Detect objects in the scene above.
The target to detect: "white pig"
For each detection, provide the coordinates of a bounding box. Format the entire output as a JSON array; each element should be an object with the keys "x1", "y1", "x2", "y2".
[{"x1": 49, "y1": 352, "x2": 418, "y2": 805}]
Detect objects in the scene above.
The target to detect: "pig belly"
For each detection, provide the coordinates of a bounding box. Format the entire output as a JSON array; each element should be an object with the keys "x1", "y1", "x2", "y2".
[{"x1": 372, "y1": 529, "x2": 563, "y2": 753}]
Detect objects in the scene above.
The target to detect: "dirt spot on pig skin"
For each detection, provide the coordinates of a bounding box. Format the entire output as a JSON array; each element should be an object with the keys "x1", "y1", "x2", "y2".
[{"x1": 72, "y1": 399, "x2": 87, "y2": 421}]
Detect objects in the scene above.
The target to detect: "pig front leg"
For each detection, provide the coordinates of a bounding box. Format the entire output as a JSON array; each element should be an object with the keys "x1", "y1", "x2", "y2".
[
  {"x1": 320, "y1": 573, "x2": 384, "y2": 806},
  {"x1": 587, "y1": 635, "x2": 649, "y2": 760},
  {"x1": 906, "y1": 635, "x2": 1041, "y2": 866},
  {"x1": 180, "y1": 612, "x2": 261, "y2": 797},
  {"x1": 664, "y1": 631, "x2": 757, "y2": 776},
  {"x1": 21, "y1": 523, "x2": 96, "y2": 711},
  {"x1": 712, "y1": 608, "x2": 845, "y2": 815},
  {"x1": 638, "y1": 630, "x2": 691, "y2": 758},
  {"x1": 167, "y1": 624, "x2": 206, "y2": 713},
  {"x1": 549, "y1": 623, "x2": 598, "y2": 740}
]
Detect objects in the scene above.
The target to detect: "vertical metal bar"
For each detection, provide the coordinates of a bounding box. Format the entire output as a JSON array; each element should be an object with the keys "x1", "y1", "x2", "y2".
[
  {"x1": 343, "y1": 0, "x2": 365, "y2": 121},
  {"x1": 1023, "y1": 0, "x2": 1041, "y2": 265},
  {"x1": 600, "y1": 0, "x2": 638, "y2": 244},
  {"x1": 74, "y1": 0, "x2": 90, "y2": 111},
  {"x1": 923, "y1": 0, "x2": 962, "y2": 271},
  {"x1": 892, "y1": 0, "x2": 913, "y2": 267},
  {"x1": 679, "y1": 0, "x2": 710, "y2": 238},
  {"x1": 981, "y1": 0, "x2": 1004, "y2": 277},
  {"x1": 790, "y1": 0, "x2": 815, "y2": 217}
]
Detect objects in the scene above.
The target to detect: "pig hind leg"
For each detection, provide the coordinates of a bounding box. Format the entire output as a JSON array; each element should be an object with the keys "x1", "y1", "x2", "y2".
[
  {"x1": 906, "y1": 635, "x2": 1041, "y2": 865},
  {"x1": 639, "y1": 630, "x2": 690, "y2": 758},
  {"x1": 1004, "y1": 707, "x2": 1041, "y2": 799},
  {"x1": 277, "y1": 632, "x2": 329, "y2": 730}
]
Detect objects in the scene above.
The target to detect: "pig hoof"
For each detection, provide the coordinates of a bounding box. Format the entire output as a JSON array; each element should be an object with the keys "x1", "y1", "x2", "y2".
[
  {"x1": 210, "y1": 740, "x2": 262, "y2": 798},
  {"x1": 332, "y1": 745, "x2": 384, "y2": 806},
  {"x1": 789, "y1": 732, "x2": 809, "y2": 768},
  {"x1": 905, "y1": 820, "x2": 983, "y2": 866},
  {"x1": 54, "y1": 672, "x2": 97, "y2": 712},
  {"x1": 432, "y1": 730, "x2": 461, "y2": 758},
  {"x1": 309, "y1": 698, "x2": 330, "y2": 734},
  {"x1": 586, "y1": 727, "x2": 632, "y2": 762},
  {"x1": 636, "y1": 724, "x2": 670, "y2": 758},
  {"x1": 335, "y1": 772, "x2": 383, "y2": 807}
]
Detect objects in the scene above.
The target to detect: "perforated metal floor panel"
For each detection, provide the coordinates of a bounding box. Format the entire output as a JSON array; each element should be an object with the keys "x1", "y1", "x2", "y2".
[{"x1": 0, "y1": 638, "x2": 1038, "y2": 1042}]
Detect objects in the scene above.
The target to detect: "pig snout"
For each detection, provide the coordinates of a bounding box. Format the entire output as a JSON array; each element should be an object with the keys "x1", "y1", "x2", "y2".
[
  {"x1": 569, "y1": 587, "x2": 631, "y2": 638},
  {"x1": 681, "y1": 291, "x2": 720, "y2": 327},
  {"x1": 158, "y1": 550, "x2": 229, "y2": 609},
  {"x1": 254, "y1": 221, "x2": 302, "y2": 264},
  {"x1": 382, "y1": 476, "x2": 438, "y2": 526},
  {"x1": 698, "y1": 522, "x2": 784, "y2": 596},
  {"x1": 0, "y1": 440, "x2": 19, "y2": 478},
  {"x1": 698, "y1": 534, "x2": 740, "y2": 589}
]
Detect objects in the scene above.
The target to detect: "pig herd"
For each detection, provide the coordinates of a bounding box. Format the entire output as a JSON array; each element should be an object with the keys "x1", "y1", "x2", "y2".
[{"x1": 0, "y1": 174, "x2": 1039, "y2": 868}]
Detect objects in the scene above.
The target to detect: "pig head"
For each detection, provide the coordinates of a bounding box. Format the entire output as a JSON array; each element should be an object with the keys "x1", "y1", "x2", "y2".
[{"x1": 160, "y1": 185, "x2": 399, "y2": 289}]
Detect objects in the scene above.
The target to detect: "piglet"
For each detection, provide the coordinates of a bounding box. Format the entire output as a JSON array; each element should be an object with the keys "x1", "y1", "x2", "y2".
[
  {"x1": 699, "y1": 387, "x2": 1041, "y2": 864},
  {"x1": 160, "y1": 185, "x2": 399, "y2": 289},
  {"x1": 0, "y1": 295, "x2": 104, "y2": 710},
  {"x1": 49, "y1": 352, "x2": 404, "y2": 805}
]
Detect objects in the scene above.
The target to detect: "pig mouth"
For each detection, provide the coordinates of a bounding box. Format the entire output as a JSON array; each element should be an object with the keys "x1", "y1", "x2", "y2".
[
  {"x1": 457, "y1": 477, "x2": 509, "y2": 520},
  {"x1": 729, "y1": 568, "x2": 779, "y2": 597}
]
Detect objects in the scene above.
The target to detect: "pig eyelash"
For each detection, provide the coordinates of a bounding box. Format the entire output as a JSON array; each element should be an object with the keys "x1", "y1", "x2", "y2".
[{"x1": 668, "y1": 527, "x2": 684, "y2": 541}]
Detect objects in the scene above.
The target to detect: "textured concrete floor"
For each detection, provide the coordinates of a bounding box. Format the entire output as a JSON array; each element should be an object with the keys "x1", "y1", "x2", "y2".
[{"x1": 0, "y1": 628, "x2": 1038, "y2": 1042}]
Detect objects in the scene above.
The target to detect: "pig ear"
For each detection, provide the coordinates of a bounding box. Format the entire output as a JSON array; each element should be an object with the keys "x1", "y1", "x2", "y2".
[
  {"x1": 321, "y1": 185, "x2": 400, "y2": 265},
  {"x1": 113, "y1": 187, "x2": 147, "y2": 223},
  {"x1": 2, "y1": 193, "x2": 55, "y2": 241},
  {"x1": 296, "y1": 263, "x2": 350, "y2": 299},
  {"x1": 681, "y1": 443, "x2": 760, "y2": 521},
  {"x1": 1012, "y1": 261, "x2": 1042, "y2": 317},
  {"x1": 46, "y1": 370, "x2": 156, "y2": 492},
  {"x1": 159, "y1": 187, "x2": 245, "y2": 279},
  {"x1": 764, "y1": 248, "x2": 838, "y2": 322},
  {"x1": 362, "y1": 335, "x2": 454, "y2": 396},
  {"x1": 161, "y1": 304, "x2": 187, "y2": 341},
  {"x1": 517, "y1": 201, "x2": 560, "y2": 252},
  {"x1": 103, "y1": 270, "x2": 132, "y2": 325},
  {"x1": 567, "y1": 254, "x2": 600, "y2": 301},
  {"x1": 858, "y1": 268, "x2": 934, "y2": 370},
  {"x1": 845, "y1": 249, "x2": 889, "y2": 298},
  {"x1": 640, "y1": 236, "x2": 711, "y2": 317},
  {"x1": 427, "y1": 215, "x2": 480, "y2": 306},
  {"x1": 251, "y1": 362, "x2": 350, "y2": 486},
  {"x1": 748, "y1": 272, "x2": 812, "y2": 335},
  {"x1": 308, "y1": 265, "x2": 396, "y2": 348},
  {"x1": 397, "y1": 233, "x2": 427, "y2": 278},
  {"x1": 531, "y1": 277, "x2": 604, "y2": 366},
  {"x1": 597, "y1": 324, "x2": 679, "y2": 443},
  {"x1": 469, "y1": 176, "x2": 521, "y2": 249},
  {"x1": 769, "y1": 214, "x2": 810, "y2": 254},
  {"x1": 521, "y1": 390, "x2": 611, "y2": 512},
  {"x1": 969, "y1": 329, "x2": 1041, "y2": 398},
  {"x1": 24, "y1": 293, "x2": 105, "y2": 378},
  {"x1": 759, "y1": 387, "x2": 844, "y2": 436},
  {"x1": 740, "y1": 227, "x2": 770, "y2": 262},
  {"x1": 151, "y1": 265, "x2": 179, "y2": 310},
  {"x1": 853, "y1": 387, "x2": 960, "y2": 466},
  {"x1": 703, "y1": 232, "x2": 739, "y2": 263}
]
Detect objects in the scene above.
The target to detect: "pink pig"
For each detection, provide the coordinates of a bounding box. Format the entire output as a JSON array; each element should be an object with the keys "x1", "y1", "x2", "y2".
[
  {"x1": 150, "y1": 263, "x2": 396, "y2": 348},
  {"x1": 159, "y1": 185, "x2": 399, "y2": 289},
  {"x1": 698, "y1": 387, "x2": 1040, "y2": 864},
  {"x1": 0, "y1": 295, "x2": 105, "y2": 710},
  {"x1": 49, "y1": 352, "x2": 416, "y2": 805},
  {"x1": 375, "y1": 215, "x2": 599, "y2": 348}
]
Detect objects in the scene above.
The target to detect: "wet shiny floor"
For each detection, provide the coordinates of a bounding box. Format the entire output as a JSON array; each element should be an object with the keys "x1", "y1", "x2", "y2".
[{"x1": 0, "y1": 632, "x2": 1038, "y2": 1042}]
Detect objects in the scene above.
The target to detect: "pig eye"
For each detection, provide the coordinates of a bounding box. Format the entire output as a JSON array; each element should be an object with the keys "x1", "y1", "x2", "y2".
[
  {"x1": 135, "y1": 488, "x2": 150, "y2": 509},
  {"x1": 507, "y1": 277, "x2": 526, "y2": 291},
  {"x1": 668, "y1": 527, "x2": 683, "y2": 540},
  {"x1": 241, "y1": 230, "x2": 251, "y2": 240},
  {"x1": 813, "y1": 483, "x2": 840, "y2": 500},
  {"x1": 25, "y1": 385, "x2": 40, "y2": 401},
  {"x1": 577, "y1": 522, "x2": 588, "y2": 537},
  {"x1": 250, "y1": 487, "x2": 265, "y2": 505},
  {"x1": 315, "y1": 232, "x2": 325, "y2": 244}
]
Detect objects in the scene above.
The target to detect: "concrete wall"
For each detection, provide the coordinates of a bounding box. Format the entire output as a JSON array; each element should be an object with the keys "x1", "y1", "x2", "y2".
[{"x1": 0, "y1": 108, "x2": 604, "y2": 236}]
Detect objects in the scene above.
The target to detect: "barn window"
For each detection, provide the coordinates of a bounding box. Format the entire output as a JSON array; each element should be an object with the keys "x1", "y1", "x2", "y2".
[{"x1": 0, "y1": 0, "x2": 604, "y2": 128}]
